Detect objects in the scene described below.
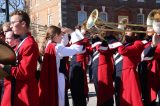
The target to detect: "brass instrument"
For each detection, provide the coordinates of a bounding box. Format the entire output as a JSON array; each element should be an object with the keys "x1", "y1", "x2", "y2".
[
  {"x1": 85, "y1": 9, "x2": 150, "y2": 36},
  {"x1": 146, "y1": 9, "x2": 160, "y2": 35}
]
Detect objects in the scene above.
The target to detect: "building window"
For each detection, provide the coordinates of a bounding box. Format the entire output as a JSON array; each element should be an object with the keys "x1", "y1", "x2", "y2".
[
  {"x1": 47, "y1": 8, "x2": 53, "y2": 26},
  {"x1": 36, "y1": 13, "x2": 39, "y2": 24},
  {"x1": 118, "y1": 16, "x2": 129, "y2": 23},
  {"x1": 30, "y1": 0, "x2": 32, "y2": 7},
  {"x1": 36, "y1": 13, "x2": 39, "y2": 32},
  {"x1": 99, "y1": 13, "x2": 107, "y2": 21},
  {"x1": 78, "y1": 4, "x2": 87, "y2": 25},
  {"x1": 156, "y1": 0, "x2": 160, "y2": 3},
  {"x1": 78, "y1": 11, "x2": 87, "y2": 25},
  {"x1": 35, "y1": 0, "x2": 39, "y2": 6},
  {"x1": 99, "y1": 6, "x2": 108, "y2": 22},
  {"x1": 137, "y1": 0, "x2": 144, "y2": 2},
  {"x1": 137, "y1": 14, "x2": 144, "y2": 24},
  {"x1": 48, "y1": 14, "x2": 53, "y2": 26},
  {"x1": 137, "y1": 8, "x2": 144, "y2": 24}
]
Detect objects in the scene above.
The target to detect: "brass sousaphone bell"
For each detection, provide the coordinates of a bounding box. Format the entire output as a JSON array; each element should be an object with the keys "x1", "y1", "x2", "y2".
[{"x1": 85, "y1": 9, "x2": 121, "y2": 40}]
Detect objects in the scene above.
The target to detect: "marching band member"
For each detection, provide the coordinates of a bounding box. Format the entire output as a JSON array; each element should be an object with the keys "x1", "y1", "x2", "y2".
[
  {"x1": 39, "y1": 26, "x2": 85, "y2": 106},
  {"x1": 141, "y1": 10, "x2": 160, "y2": 106},
  {"x1": 118, "y1": 26, "x2": 146, "y2": 106},
  {"x1": 114, "y1": 26, "x2": 141, "y2": 106},
  {"x1": 90, "y1": 31, "x2": 122, "y2": 106},
  {"x1": 137, "y1": 26, "x2": 155, "y2": 106},
  {"x1": 69, "y1": 26, "x2": 89, "y2": 106}
]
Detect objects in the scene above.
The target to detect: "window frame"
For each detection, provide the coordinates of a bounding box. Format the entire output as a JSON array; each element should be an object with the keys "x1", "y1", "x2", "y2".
[
  {"x1": 137, "y1": 13, "x2": 144, "y2": 24},
  {"x1": 156, "y1": 0, "x2": 160, "y2": 3},
  {"x1": 77, "y1": 10, "x2": 87, "y2": 25},
  {"x1": 137, "y1": 0, "x2": 144, "y2": 2},
  {"x1": 99, "y1": 12, "x2": 108, "y2": 22}
]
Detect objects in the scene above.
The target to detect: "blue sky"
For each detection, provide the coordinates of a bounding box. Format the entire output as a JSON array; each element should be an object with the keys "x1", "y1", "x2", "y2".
[{"x1": 0, "y1": 1, "x2": 24, "y2": 24}]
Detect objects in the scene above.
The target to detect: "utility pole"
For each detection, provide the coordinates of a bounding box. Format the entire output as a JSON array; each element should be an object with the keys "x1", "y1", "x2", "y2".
[{"x1": 5, "y1": 0, "x2": 9, "y2": 22}]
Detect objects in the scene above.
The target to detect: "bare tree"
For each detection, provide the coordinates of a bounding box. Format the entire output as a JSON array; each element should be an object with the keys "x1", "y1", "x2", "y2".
[
  {"x1": 9, "y1": 0, "x2": 25, "y2": 11},
  {"x1": 0, "y1": 0, "x2": 5, "y2": 9},
  {"x1": 0, "y1": 0, "x2": 26, "y2": 23},
  {"x1": 0, "y1": 0, "x2": 25, "y2": 11}
]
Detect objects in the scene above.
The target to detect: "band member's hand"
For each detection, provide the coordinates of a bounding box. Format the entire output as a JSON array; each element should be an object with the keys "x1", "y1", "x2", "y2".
[
  {"x1": 0, "y1": 64, "x2": 8, "y2": 79},
  {"x1": 151, "y1": 33, "x2": 160, "y2": 47},
  {"x1": 61, "y1": 27, "x2": 73, "y2": 34},
  {"x1": 0, "y1": 64, "x2": 4, "y2": 69}
]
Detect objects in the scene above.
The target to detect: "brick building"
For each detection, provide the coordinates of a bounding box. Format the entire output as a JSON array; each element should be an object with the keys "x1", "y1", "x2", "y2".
[{"x1": 26, "y1": 0, "x2": 160, "y2": 32}]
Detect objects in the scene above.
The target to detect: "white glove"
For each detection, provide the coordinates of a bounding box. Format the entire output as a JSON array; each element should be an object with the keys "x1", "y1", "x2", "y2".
[
  {"x1": 151, "y1": 33, "x2": 160, "y2": 47},
  {"x1": 61, "y1": 34, "x2": 69, "y2": 46}
]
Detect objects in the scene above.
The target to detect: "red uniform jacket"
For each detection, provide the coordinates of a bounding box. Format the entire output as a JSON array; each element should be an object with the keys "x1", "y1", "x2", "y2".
[
  {"x1": 144, "y1": 42, "x2": 160, "y2": 103},
  {"x1": 118, "y1": 40, "x2": 145, "y2": 106},
  {"x1": 38, "y1": 43, "x2": 58, "y2": 106},
  {"x1": 1, "y1": 33, "x2": 39, "y2": 106},
  {"x1": 97, "y1": 47, "x2": 115, "y2": 105},
  {"x1": 72, "y1": 38, "x2": 90, "y2": 97}
]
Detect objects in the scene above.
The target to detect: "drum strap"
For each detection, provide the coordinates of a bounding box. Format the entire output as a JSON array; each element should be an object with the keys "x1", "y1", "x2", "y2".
[{"x1": 15, "y1": 36, "x2": 28, "y2": 65}]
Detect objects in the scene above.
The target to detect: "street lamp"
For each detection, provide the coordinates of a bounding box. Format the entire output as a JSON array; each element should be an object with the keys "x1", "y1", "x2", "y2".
[{"x1": 5, "y1": 0, "x2": 9, "y2": 22}]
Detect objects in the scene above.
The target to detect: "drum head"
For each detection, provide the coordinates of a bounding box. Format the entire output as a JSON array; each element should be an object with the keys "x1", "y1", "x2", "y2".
[{"x1": 0, "y1": 39, "x2": 16, "y2": 65}]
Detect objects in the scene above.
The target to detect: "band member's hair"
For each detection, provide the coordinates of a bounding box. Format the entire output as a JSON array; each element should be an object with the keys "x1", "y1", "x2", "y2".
[
  {"x1": 39, "y1": 25, "x2": 61, "y2": 56},
  {"x1": 125, "y1": 26, "x2": 136, "y2": 31},
  {"x1": 2, "y1": 22, "x2": 11, "y2": 31},
  {"x1": 134, "y1": 26, "x2": 146, "y2": 40},
  {"x1": 10, "y1": 10, "x2": 30, "y2": 28},
  {"x1": 46, "y1": 25, "x2": 61, "y2": 40}
]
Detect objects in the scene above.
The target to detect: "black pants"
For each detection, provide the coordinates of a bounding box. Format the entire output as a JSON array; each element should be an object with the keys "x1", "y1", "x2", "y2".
[
  {"x1": 138, "y1": 61, "x2": 148, "y2": 105},
  {"x1": 145, "y1": 100, "x2": 157, "y2": 106},
  {"x1": 91, "y1": 66, "x2": 98, "y2": 94},
  {"x1": 65, "y1": 90, "x2": 69, "y2": 106},
  {"x1": 98, "y1": 97, "x2": 114, "y2": 106},
  {"x1": 88, "y1": 65, "x2": 93, "y2": 82},
  {"x1": 69, "y1": 62, "x2": 86, "y2": 106}
]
